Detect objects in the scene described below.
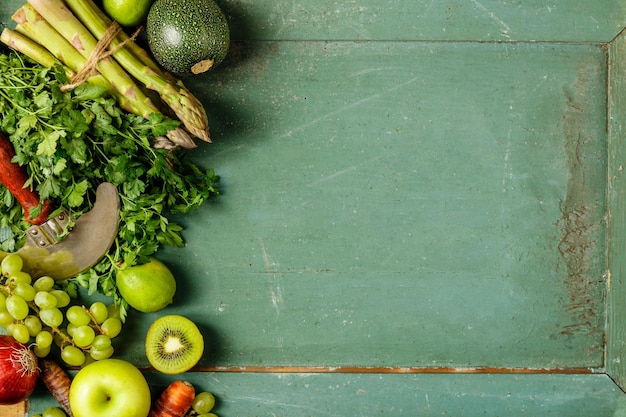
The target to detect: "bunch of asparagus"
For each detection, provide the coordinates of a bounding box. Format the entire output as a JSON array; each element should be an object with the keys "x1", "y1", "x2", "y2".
[{"x1": 0, "y1": 0, "x2": 211, "y2": 149}]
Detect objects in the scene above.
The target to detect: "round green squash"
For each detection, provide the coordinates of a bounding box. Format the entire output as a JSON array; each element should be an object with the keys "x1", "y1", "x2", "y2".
[{"x1": 146, "y1": 0, "x2": 230, "y2": 77}]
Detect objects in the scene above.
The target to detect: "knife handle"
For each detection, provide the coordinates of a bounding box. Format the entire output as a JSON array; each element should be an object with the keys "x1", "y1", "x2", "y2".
[{"x1": 0, "y1": 133, "x2": 52, "y2": 225}]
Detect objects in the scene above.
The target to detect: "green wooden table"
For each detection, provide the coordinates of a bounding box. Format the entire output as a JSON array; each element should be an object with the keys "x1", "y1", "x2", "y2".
[{"x1": 4, "y1": 0, "x2": 626, "y2": 415}]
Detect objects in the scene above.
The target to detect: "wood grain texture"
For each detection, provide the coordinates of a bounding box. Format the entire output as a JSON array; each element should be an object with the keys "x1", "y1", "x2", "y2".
[
  {"x1": 607, "y1": 29, "x2": 626, "y2": 392},
  {"x1": 218, "y1": 0, "x2": 626, "y2": 42},
  {"x1": 150, "y1": 40, "x2": 609, "y2": 370},
  {"x1": 142, "y1": 372, "x2": 625, "y2": 417},
  {"x1": 3, "y1": 0, "x2": 626, "y2": 42},
  {"x1": 0, "y1": 403, "x2": 26, "y2": 417},
  {"x1": 1, "y1": 0, "x2": 626, "y2": 415}
]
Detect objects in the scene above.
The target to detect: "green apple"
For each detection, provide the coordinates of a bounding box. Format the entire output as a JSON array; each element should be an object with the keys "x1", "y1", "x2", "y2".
[{"x1": 69, "y1": 359, "x2": 151, "y2": 417}]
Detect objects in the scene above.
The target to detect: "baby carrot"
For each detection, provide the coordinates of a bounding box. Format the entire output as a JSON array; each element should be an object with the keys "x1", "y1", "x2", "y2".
[
  {"x1": 40, "y1": 359, "x2": 74, "y2": 417},
  {"x1": 149, "y1": 380, "x2": 195, "y2": 417}
]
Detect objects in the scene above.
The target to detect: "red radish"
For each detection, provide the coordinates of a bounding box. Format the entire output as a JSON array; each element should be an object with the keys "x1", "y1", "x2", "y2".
[{"x1": 0, "y1": 335, "x2": 39, "y2": 404}]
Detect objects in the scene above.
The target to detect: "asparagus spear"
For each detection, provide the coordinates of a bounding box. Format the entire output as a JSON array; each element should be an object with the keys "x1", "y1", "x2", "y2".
[
  {"x1": 2, "y1": 26, "x2": 184, "y2": 151},
  {"x1": 76, "y1": 0, "x2": 173, "y2": 82},
  {"x1": 14, "y1": 6, "x2": 159, "y2": 114},
  {"x1": 20, "y1": 1, "x2": 196, "y2": 149},
  {"x1": 0, "y1": 27, "x2": 57, "y2": 68},
  {"x1": 1, "y1": 26, "x2": 131, "y2": 111},
  {"x1": 20, "y1": 2, "x2": 154, "y2": 115},
  {"x1": 61, "y1": 0, "x2": 211, "y2": 143},
  {"x1": 10, "y1": 6, "x2": 144, "y2": 117}
]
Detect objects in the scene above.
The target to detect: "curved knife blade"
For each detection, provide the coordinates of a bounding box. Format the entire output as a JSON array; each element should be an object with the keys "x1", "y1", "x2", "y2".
[{"x1": 0, "y1": 183, "x2": 120, "y2": 280}]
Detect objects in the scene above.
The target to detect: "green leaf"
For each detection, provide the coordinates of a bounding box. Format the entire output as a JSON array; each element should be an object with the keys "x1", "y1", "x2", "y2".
[
  {"x1": 0, "y1": 50, "x2": 220, "y2": 317},
  {"x1": 33, "y1": 91, "x2": 52, "y2": 110},
  {"x1": 123, "y1": 178, "x2": 146, "y2": 200},
  {"x1": 17, "y1": 114, "x2": 37, "y2": 132},
  {"x1": 38, "y1": 175, "x2": 62, "y2": 200},
  {"x1": 65, "y1": 109, "x2": 90, "y2": 137},
  {"x1": 72, "y1": 83, "x2": 108, "y2": 101},
  {"x1": 1, "y1": 189, "x2": 13, "y2": 208},
  {"x1": 28, "y1": 204, "x2": 42, "y2": 221},
  {"x1": 64, "y1": 137, "x2": 88, "y2": 164},
  {"x1": 52, "y1": 158, "x2": 67, "y2": 176},
  {"x1": 66, "y1": 179, "x2": 89, "y2": 207},
  {"x1": 52, "y1": 63, "x2": 68, "y2": 84},
  {"x1": 148, "y1": 112, "x2": 181, "y2": 136},
  {"x1": 104, "y1": 155, "x2": 129, "y2": 184},
  {"x1": 37, "y1": 129, "x2": 65, "y2": 156}
]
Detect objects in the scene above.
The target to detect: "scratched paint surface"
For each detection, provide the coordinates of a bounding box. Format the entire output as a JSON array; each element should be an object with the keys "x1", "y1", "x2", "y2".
[
  {"x1": 19, "y1": 372, "x2": 625, "y2": 416},
  {"x1": 217, "y1": 0, "x2": 626, "y2": 42},
  {"x1": 2, "y1": 0, "x2": 625, "y2": 415},
  {"x1": 127, "y1": 40, "x2": 608, "y2": 370}
]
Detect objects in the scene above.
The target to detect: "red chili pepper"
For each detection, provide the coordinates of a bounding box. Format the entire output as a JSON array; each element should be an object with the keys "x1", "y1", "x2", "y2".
[{"x1": 0, "y1": 132, "x2": 52, "y2": 224}]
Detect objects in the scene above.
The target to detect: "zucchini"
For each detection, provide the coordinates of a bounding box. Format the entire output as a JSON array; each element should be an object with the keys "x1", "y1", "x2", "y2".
[{"x1": 146, "y1": 0, "x2": 230, "y2": 77}]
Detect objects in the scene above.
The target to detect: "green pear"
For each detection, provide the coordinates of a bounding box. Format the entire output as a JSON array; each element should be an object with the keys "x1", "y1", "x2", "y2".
[{"x1": 116, "y1": 257, "x2": 176, "y2": 313}]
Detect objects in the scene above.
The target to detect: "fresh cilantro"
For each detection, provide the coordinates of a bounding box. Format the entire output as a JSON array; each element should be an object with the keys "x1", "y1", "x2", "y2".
[{"x1": 0, "y1": 51, "x2": 219, "y2": 320}]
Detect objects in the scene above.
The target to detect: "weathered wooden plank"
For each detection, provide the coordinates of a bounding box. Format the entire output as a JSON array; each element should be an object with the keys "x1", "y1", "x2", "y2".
[
  {"x1": 2, "y1": 0, "x2": 625, "y2": 42},
  {"x1": 22, "y1": 372, "x2": 625, "y2": 417},
  {"x1": 134, "y1": 40, "x2": 609, "y2": 369},
  {"x1": 132, "y1": 372, "x2": 626, "y2": 416},
  {"x1": 219, "y1": 0, "x2": 626, "y2": 42},
  {"x1": 1, "y1": 1, "x2": 624, "y2": 415},
  {"x1": 607, "y1": 29, "x2": 626, "y2": 391}
]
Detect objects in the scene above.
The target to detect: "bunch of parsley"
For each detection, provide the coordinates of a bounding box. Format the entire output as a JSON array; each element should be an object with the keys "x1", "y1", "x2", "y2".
[{"x1": 0, "y1": 50, "x2": 219, "y2": 318}]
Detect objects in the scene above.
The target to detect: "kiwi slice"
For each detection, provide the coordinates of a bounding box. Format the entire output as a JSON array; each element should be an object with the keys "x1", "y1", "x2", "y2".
[{"x1": 145, "y1": 314, "x2": 204, "y2": 374}]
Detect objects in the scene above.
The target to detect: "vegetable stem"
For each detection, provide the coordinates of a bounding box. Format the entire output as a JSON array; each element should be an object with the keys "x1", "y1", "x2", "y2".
[
  {"x1": 63, "y1": 0, "x2": 211, "y2": 142},
  {"x1": 24, "y1": 0, "x2": 158, "y2": 118},
  {"x1": 79, "y1": 0, "x2": 172, "y2": 81},
  {"x1": 4, "y1": 13, "x2": 132, "y2": 116},
  {"x1": 0, "y1": 28, "x2": 57, "y2": 68},
  {"x1": 18, "y1": 1, "x2": 196, "y2": 149}
]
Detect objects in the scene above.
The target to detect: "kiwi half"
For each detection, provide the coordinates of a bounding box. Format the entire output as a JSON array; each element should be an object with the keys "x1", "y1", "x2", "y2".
[{"x1": 145, "y1": 314, "x2": 204, "y2": 374}]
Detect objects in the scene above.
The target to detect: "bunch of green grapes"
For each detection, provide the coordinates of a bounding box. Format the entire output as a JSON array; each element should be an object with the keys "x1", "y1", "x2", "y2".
[{"x1": 0, "y1": 253, "x2": 123, "y2": 367}]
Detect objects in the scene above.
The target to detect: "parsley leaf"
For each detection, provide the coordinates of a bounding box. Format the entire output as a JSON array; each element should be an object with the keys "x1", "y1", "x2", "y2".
[{"x1": 0, "y1": 51, "x2": 219, "y2": 320}]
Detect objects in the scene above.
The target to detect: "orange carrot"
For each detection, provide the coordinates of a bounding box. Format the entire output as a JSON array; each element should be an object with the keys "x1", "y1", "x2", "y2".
[
  {"x1": 148, "y1": 380, "x2": 195, "y2": 417},
  {"x1": 40, "y1": 359, "x2": 74, "y2": 417}
]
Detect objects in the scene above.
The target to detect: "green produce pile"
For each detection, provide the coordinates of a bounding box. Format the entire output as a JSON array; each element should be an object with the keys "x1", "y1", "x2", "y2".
[
  {"x1": 0, "y1": 253, "x2": 123, "y2": 365},
  {"x1": 0, "y1": 0, "x2": 230, "y2": 414},
  {"x1": 4, "y1": 0, "x2": 212, "y2": 146},
  {"x1": 0, "y1": 50, "x2": 219, "y2": 319}
]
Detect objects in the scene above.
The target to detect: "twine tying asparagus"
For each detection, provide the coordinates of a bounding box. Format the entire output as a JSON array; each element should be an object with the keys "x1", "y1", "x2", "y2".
[{"x1": 62, "y1": 21, "x2": 141, "y2": 91}]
